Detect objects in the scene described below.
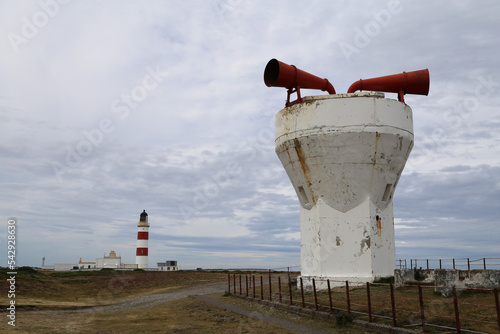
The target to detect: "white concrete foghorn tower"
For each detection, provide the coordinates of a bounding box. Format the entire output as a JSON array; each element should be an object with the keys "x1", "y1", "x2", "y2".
[
  {"x1": 275, "y1": 93, "x2": 413, "y2": 287},
  {"x1": 136, "y1": 210, "x2": 149, "y2": 269},
  {"x1": 265, "y1": 59, "x2": 429, "y2": 288}
]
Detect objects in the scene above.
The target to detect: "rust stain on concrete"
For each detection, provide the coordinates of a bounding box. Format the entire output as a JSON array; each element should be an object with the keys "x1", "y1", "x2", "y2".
[
  {"x1": 376, "y1": 216, "x2": 382, "y2": 237},
  {"x1": 369, "y1": 132, "x2": 381, "y2": 193},
  {"x1": 293, "y1": 138, "x2": 316, "y2": 205}
]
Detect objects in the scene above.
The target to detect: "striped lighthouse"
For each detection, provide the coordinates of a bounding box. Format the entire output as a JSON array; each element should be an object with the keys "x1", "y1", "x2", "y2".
[{"x1": 135, "y1": 210, "x2": 149, "y2": 269}]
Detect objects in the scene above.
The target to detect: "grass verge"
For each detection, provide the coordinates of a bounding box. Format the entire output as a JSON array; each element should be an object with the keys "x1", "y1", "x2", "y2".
[
  {"x1": 0, "y1": 268, "x2": 227, "y2": 308},
  {"x1": 4, "y1": 297, "x2": 297, "y2": 333}
]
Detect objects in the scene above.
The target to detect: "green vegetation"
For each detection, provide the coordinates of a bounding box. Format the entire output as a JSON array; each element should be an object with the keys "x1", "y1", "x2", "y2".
[
  {"x1": 335, "y1": 312, "x2": 354, "y2": 327},
  {"x1": 413, "y1": 266, "x2": 425, "y2": 281},
  {"x1": 373, "y1": 276, "x2": 394, "y2": 284},
  {"x1": 16, "y1": 266, "x2": 38, "y2": 274}
]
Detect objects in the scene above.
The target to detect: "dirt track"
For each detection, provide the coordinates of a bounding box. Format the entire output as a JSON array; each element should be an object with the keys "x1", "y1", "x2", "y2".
[
  {"x1": 32, "y1": 281, "x2": 228, "y2": 314},
  {"x1": 25, "y1": 281, "x2": 357, "y2": 333}
]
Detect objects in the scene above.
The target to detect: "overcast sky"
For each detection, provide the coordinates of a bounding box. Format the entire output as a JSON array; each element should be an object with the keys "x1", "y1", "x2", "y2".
[{"x1": 1, "y1": 0, "x2": 499, "y2": 270}]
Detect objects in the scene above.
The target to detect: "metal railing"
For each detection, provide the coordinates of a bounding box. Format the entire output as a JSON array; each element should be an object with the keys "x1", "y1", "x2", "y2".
[
  {"x1": 228, "y1": 273, "x2": 500, "y2": 334},
  {"x1": 396, "y1": 258, "x2": 500, "y2": 270}
]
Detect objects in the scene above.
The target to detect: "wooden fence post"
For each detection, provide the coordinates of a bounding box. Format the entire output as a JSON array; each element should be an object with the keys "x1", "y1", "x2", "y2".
[
  {"x1": 327, "y1": 279, "x2": 333, "y2": 313},
  {"x1": 260, "y1": 276, "x2": 263, "y2": 300},
  {"x1": 346, "y1": 281, "x2": 351, "y2": 314},
  {"x1": 418, "y1": 285, "x2": 426, "y2": 332},
  {"x1": 278, "y1": 276, "x2": 282, "y2": 303},
  {"x1": 390, "y1": 283, "x2": 397, "y2": 327},
  {"x1": 367, "y1": 282, "x2": 372, "y2": 323},
  {"x1": 253, "y1": 275, "x2": 256, "y2": 298},
  {"x1": 494, "y1": 288, "x2": 500, "y2": 333},
  {"x1": 300, "y1": 277, "x2": 305, "y2": 308},
  {"x1": 269, "y1": 274, "x2": 272, "y2": 301},
  {"x1": 452, "y1": 287, "x2": 461, "y2": 333},
  {"x1": 313, "y1": 278, "x2": 318, "y2": 311}
]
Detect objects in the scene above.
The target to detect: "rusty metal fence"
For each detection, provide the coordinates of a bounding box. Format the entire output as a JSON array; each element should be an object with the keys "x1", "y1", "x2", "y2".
[
  {"x1": 228, "y1": 273, "x2": 500, "y2": 333},
  {"x1": 397, "y1": 258, "x2": 500, "y2": 271}
]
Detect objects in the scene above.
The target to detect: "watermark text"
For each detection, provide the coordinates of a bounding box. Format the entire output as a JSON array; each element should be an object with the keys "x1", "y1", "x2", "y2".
[{"x1": 6, "y1": 218, "x2": 17, "y2": 327}]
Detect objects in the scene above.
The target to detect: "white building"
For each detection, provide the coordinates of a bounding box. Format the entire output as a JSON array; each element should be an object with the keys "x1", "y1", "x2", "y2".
[
  {"x1": 52, "y1": 251, "x2": 121, "y2": 271},
  {"x1": 157, "y1": 260, "x2": 178, "y2": 271},
  {"x1": 96, "y1": 251, "x2": 121, "y2": 269},
  {"x1": 78, "y1": 258, "x2": 97, "y2": 269},
  {"x1": 54, "y1": 263, "x2": 78, "y2": 271}
]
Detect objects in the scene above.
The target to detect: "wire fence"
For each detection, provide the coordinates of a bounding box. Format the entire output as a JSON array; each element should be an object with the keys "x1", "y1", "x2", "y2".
[
  {"x1": 228, "y1": 273, "x2": 500, "y2": 334},
  {"x1": 396, "y1": 258, "x2": 500, "y2": 271}
]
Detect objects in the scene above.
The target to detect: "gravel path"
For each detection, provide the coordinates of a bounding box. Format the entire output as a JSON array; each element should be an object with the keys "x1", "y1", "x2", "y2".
[
  {"x1": 33, "y1": 281, "x2": 228, "y2": 314},
  {"x1": 81, "y1": 281, "x2": 228, "y2": 313},
  {"x1": 193, "y1": 295, "x2": 333, "y2": 334},
  {"x1": 29, "y1": 281, "x2": 338, "y2": 333}
]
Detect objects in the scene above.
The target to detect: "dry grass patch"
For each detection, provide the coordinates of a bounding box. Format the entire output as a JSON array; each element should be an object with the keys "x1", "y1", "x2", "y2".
[
  {"x1": 4, "y1": 297, "x2": 294, "y2": 334},
  {"x1": 216, "y1": 294, "x2": 369, "y2": 333},
  {"x1": 254, "y1": 278, "x2": 499, "y2": 333},
  {"x1": 0, "y1": 268, "x2": 227, "y2": 309}
]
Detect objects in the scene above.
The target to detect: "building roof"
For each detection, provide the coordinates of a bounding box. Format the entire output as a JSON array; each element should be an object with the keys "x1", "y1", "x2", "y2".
[
  {"x1": 78, "y1": 258, "x2": 96, "y2": 264},
  {"x1": 104, "y1": 250, "x2": 120, "y2": 258}
]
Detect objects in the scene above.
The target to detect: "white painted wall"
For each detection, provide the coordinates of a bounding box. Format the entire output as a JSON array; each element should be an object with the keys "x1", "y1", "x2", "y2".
[
  {"x1": 158, "y1": 266, "x2": 178, "y2": 271},
  {"x1": 96, "y1": 257, "x2": 121, "y2": 269},
  {"x1": 275, "y1": 93, "x2": 413, "y2": 288},
  {"x1": 54, "y1": 263, "x2": 77, "y2": 271}
]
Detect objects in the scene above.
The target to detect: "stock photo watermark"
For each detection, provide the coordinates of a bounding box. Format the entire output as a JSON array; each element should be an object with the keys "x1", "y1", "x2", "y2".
[
  {"x1": 236, "y1": 310, "x2": 265, "y2": 333},
  {"x1": 7, "y1": 0, "x2": 72, "y2": 53},
  {"x1": 338, "y1": 0, "x2": 408, "y2": 62},
  {"x1": 178, "y1": 117, "x2": 275, "y2": 221},
  {"x1": 51, "y1": 64, "x2": 169, "y2": 181},
  {"x1": 442, "y1": 74, "x2": 498, "y2": 127},
  {"x1": 178, "y1": 161, "x2": 242, "y2": 221},
  {"x1": 214, "y1": 0, "x2": 243, "y2": 23},
  {"x1": 412, "y1": 74, "x2": 498, "y2": 166},
  {"x1": 6, "y1": 218, "x2": 17, "y2": 327}
]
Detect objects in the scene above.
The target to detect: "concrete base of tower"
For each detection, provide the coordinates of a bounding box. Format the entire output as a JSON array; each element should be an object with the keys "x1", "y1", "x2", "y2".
[
  {"x1": 136, "y1": 257, "x2": 148, "y2": 269},
  {"x1": 299, "y1": 198, "x2": 396, "y2": 288},
  {"x1": 298, "y1": 275, "x2": 395, "y2": 290}
]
